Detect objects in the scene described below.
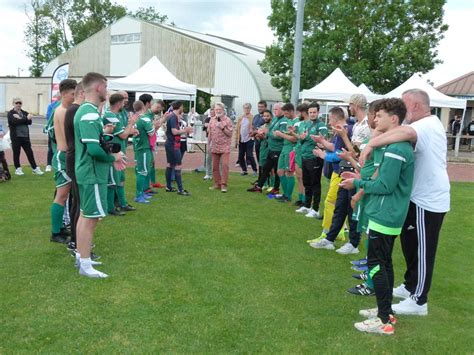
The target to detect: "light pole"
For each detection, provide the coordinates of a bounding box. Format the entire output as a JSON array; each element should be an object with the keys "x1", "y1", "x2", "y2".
[
  {"x1": 17, "y1": 68, "x2": 24, "y2": 77},
  {"x1": 290, "y1": 0, "x2": 305, "y2": 107}
]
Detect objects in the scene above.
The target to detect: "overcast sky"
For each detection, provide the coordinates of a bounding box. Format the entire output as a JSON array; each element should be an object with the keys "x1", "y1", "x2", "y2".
[{"x1": 0, "y1": 0, "x2": 472, "y2": 88}]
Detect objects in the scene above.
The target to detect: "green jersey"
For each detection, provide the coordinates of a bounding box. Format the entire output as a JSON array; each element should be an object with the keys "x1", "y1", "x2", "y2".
[
  {"x1": 300, "y1": 119, "x2": 328, "y2": 159},
  {"x1": 267, "y1": 116, "x2": 287, "y2": 152},
  {"x1": 133, "y1": 115, "x2": 154, "y2": 151},
  {"x1": 281, "y1": 118, "x2": 298, "y2": 153},
  {"x1": 118, "y1": 108, "x2": 129, "y2": 152},
  {"x1": 103, "y1": 111, "x2": 124, "y2": 146},
  {"x1": 359, "y1": 139, "x2": 385, "y2": 180},
  {"x1": 355, "y1": 141, "x2": 414, "y2": 234},
  {"x1": 74, "y1": 102, "x2": 110, "y2": 185}
]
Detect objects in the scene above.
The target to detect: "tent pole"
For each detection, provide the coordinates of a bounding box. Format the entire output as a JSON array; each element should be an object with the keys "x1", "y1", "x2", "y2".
[{"x1": 455, "y1": 104, "x2": 467, "y2": 158}]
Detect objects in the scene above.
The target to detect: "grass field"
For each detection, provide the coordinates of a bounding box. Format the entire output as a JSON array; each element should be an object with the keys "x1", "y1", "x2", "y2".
[{"x1": 0, "y1": 168, "x2": 473, "y2": 353}]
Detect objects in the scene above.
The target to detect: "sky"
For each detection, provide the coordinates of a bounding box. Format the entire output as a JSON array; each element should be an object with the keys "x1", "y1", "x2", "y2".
[{"x1": 0, "y1": 0, "x2": 472, "y2": 88}]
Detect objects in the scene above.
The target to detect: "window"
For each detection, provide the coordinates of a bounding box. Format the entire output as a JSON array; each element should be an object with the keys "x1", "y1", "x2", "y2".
[{"x1": 111, "y1": 33, "x2": 141, "y2": 45}]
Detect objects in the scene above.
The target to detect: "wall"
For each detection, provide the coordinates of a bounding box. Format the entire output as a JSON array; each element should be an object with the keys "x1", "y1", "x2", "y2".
[
  {"x1": 140, "y1": 22, "x2": 215, "y2": 88},
  {"x1": 110, "y1": 17, "x2": 141, "y2": 76},
  {"x1": 0, "y1": 77, "x2": 51, "y2": 115}
]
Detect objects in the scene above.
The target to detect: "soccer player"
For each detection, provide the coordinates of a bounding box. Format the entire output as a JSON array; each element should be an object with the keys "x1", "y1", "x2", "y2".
[
  {"x1": 138, "y1": 94, "x2": 158, "y2": 192},
  {"x1": 64, "y1": 82, "x2": 85, "y2": 253},
  {"x1": 340, "y1": 98, "x2": 414, "y2": 335},
  {"x1": 164, "y1": 101, "x2": 193, "y2": 195},
  {"x1": 248, "y1": 103, "x2": 285, "y2": 194},
  {"x1": 133, "y1": 100, "x2": 158, "y2": 203},
  {"x1": 292, "y1": 103, "x2": 310, "y2": 207},
  {"x1": 50, "y1": 79, "x2": 77, "y2": 243},
  {"x1": 296, "y1": 102, "x2": 328, "y2": 218},
  {"x1": 74, "y1": 72, "x2": 125, "y2": 278}
]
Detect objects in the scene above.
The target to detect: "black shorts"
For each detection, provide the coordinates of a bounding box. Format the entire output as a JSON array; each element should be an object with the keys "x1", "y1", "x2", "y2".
[{"x1": 165, "y1": 144, "x2": 182, "y2": 166}]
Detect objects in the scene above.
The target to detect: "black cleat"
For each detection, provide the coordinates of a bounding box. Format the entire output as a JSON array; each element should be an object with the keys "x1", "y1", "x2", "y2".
[
  {"x1": 347, "y1": 283, "x2": 375, "y2": 296},
  {"x1": 51, "y1": 233, "x2": 70, "y2": 244},
  {"x1": 177, "y1": 190, "x2": 191, "y2": 196},
  {"x1": 108, "y1": 208, "x2": 125, "y2": 216},
  {"x1": 120, "y1": 204, "x2": 136, "y2": 212}
]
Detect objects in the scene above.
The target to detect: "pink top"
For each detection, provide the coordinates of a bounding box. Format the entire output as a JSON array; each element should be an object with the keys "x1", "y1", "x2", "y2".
[{"x1": 208, "y1": 116, "x2": 233, "y2": 154}]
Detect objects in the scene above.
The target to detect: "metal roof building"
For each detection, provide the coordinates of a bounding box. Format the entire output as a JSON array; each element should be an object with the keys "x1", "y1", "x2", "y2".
[{"x1": 42, "y1": 16, "x2": 282, "y2": 114}]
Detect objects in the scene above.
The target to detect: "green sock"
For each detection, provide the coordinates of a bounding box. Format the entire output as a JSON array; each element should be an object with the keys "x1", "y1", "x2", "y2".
[
  {"x1": 298, "y1": 193, "x2": 305, "y2": 202},
  {"x1": 51, "y1": 202, "x2": 64, "y2": 234},
  {"x1": 286, "y1": 176, "x2": 295, "y2": 200},
  {"x1": 280, "y1": 175, "x2": 287, "y2": 196},
  {"x1": 107, "y1": 188, "x2": 115, "y2": 212},
  {"x1": 116, "y1": 185, "x2": 127, "y2": 207},
  {"x1": 136, "y1": 174, "x2": 146, "y2": 198}
]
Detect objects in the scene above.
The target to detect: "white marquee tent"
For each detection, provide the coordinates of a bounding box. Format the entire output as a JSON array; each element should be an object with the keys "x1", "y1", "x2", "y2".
[
  {"x1": 384, "y1": 73, "x2": 466, "y2": 109},
  {"x1": 108, "y1": 56, "x2": 197, "y2": 98},
  {"x1": 299, "y1": 68, "x2": 382, "y2": 102}
]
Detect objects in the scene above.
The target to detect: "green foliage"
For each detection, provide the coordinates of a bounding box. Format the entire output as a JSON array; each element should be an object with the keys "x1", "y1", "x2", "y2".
[
  {"x1": 0, "y1": 168, "x2": 473, "y2": 352},
  {"x1": 129, "y1": 6, "x2": 168, "y2": 23},
  {"x1": 24, "y1": 0, "x2": 51, "y2": 76},
  {"x1": 260, "y1": 0, "x2": 449, "y2": 98}
]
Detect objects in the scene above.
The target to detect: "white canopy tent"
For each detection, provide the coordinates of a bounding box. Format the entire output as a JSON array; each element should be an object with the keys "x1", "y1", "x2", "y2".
[
  {"x1": 299, "y1": 68, "x2": 382, "y2": 102},
  {"x1": 108, "y1": 56, "x2": 197, "y2": 101},
  {"x1": 384, "y1": 73, "x2": 466, "y2": 109}
]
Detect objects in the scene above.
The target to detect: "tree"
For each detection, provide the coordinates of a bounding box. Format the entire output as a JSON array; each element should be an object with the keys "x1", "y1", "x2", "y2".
[
  {"x1": 129, "y1": 6, "x2": 168, "y2": 23},
  {"x1": 259, "y1": 0, "x2": 448, "y2": 99},
  {"x1": 24, "y1": 0, "x2": 50, "y2": 77}
]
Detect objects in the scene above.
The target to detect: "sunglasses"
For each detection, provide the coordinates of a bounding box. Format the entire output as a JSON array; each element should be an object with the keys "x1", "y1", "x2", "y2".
[{"x1": 15, "y1": 102, "x2": 22, "y2": 105}]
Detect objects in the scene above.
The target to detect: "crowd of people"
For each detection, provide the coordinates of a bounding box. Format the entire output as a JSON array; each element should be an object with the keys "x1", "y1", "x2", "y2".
[{"x1": 1, "y1": 72, "x2": 450, "y2": 336}]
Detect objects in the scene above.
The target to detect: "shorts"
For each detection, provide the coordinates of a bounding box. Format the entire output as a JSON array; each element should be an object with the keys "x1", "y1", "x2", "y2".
[
  {"x1": 135, "y1": 149, "x2": 152, "y2": 177},
  {"x1": 107, "y1": 164, "x2": 120, "y2": 187},
  {"x1": 165, "y1": 144, "x2": 183, "y2": 166},
  {"x1": 53, "y1": 151, "x2": 71, "y2": 188},
  {"x1": 289, "y1": 150, "x2": 296, "y2": 173},
  {"x1": 278, "y1": 149, "x2": 294, "y2": 172},
  {"x1": 79, "y1": 183, "x2": 107, "y2": 218}
]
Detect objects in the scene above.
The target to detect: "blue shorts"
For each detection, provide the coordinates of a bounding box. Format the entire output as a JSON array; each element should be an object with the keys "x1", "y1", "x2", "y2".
[{"x1": 165, "y1": 145, "x2": 182, "y2": 166}]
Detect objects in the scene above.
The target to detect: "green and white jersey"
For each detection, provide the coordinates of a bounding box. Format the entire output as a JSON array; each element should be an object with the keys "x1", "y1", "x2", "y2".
[
  {"x1": 300, "y1": 119, "x2": 328, "y2": 159},
  {"x1": 266, "y1": 116, "x2": 287, "y2": 152},
  {"x1": 133, "y1": 115, "x2": 154, "y2": 152},
  {"x1": 281, "y1": 117, "x2": 297, "y2": 153},
  {"x1": 103, "y1": 111, "x2": 124, "y2": 145},
  {"x1": 118, "y1": 108, "x2": 129, "y2": 152},
  {"x1": 359, "y1": 138, "x2": 385, "y2": 180},
  {"x1": 74, "y1": 102, "x2": 109, "y2": 185},
  {"x1": 294, "y1": 119, "x2": 307, "y2": 153}
]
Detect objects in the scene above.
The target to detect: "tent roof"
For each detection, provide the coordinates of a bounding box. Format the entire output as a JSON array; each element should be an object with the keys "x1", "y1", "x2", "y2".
[
  {"x1": 299, "y1": 68, "x2": 381, "y2": 102},
  {"x1": 108, "y1": 56, "x2": 196, "y2": 96},
  {"x1": 384, "y1": 74, "x2": 466, "y2": 109}
]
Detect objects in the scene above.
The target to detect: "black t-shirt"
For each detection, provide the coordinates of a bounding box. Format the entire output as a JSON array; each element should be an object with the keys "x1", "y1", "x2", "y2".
[{"x1": 64, "y1": 103, "x2": 80, "y2": 178}]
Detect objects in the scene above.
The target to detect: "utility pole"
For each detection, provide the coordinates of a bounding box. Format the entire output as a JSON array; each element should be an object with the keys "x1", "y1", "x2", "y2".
[{"x1": 290, "y1": 0, "x2": 305, "y2": 107}]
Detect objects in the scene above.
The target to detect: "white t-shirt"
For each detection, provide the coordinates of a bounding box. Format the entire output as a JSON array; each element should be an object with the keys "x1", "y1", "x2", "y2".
[
  {"x1": 240, "y1": 117, "x2": 251, "y2": 143},
  {"x1": 410, "y1": 115, "x2": 450, "y2": 213},
  {"x1": 351, "y1": 116, "x2": 371, "y2": 144}
]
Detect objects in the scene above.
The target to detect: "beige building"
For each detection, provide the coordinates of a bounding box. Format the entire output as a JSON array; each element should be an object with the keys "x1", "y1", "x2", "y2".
[{"x1": 0, "y1": 16, "x2": 281, "y2": 115}]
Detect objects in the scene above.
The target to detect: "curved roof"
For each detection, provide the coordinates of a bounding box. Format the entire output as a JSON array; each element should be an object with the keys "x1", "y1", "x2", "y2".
[{"x1": 155, "y1": 22, "x2": 282, "y2": 102}]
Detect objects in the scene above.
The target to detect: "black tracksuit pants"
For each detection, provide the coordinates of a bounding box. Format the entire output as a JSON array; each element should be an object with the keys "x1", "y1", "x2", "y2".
[
  {"x1": 400, "y1": 201, "x2": 446, "y2": 305},
  {"x1": 257, "y1": 150, "x2": 280, "y2": 189},
  {"x1": 367, "y1": 229, "x2": 396, "y2": 324},
  {"x1": 12, "y1": 136, "x2": 38, "y2": 169},
  {"x1": 326, "y1": 186, "x2": 361, "y2": 247},
  {"x1": 302, "y1": 157, "x2": 324, "y2": 211},
  {"x1": 238, "y1": 140, "x2": 257, "y2": 173}
]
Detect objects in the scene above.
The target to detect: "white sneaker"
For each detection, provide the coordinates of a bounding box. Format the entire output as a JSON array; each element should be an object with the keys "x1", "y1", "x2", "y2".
[
  {"x1": 296, "y1": 206, "x2": 310, "y2": 214},
  {"x1": 75, "y1": 255, "x2": 103, "y2": 268},
  {"x1": 392, "y1": 297, "x2": 428, "y2": 316},
  {"x1": 309, "y1": 238, "x2": 335, "y2": 250},
  {"x1": 203, "y1": 175, "x2": 211, "y2": 180},
  {"x1": 393, "y1": 284, "x2": 411, "y2": 299},
  {"x1": 336, "y1": 242, "x2": 359, "y2": 255},
  {"x1": 15, "y1": 167, "x2": 24, "y2": 175},
  {"x1": 305, "y1": 209, "x2": 321, "y2": 218},
  {"x1": 359, "y1": 308, "x2": 398, "y2": 324},
  {"x1": 32, "y1": 167, "x2": 44, "y2": 175},
  {"x1": 79, "y1": 266, "x2": 109, "y2": 278},
  {"x1": 354, "y1": 317, "x2": 394, "y2": 335},
  {"x1": 45, "y1": 165, "x2": 52, "y2": 172}
]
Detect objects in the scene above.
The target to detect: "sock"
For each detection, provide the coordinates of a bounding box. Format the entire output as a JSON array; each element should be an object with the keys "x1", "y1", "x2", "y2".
[
  {"x1": 286, "y1": 176, "x2": 295, "y2": 200},
  {"x1": 280, "y1": 175, "x2": 287, "y2": 196},
  {"x1": 107, "y1": 187, "x2": 115, "y2": 212},
  {"x1": 51, "y1": 202, "x2": 64, "y2": 234},
  {"x1": 165, "y1": 167, "x2": 173, "y2": 189},
  {"x1": 80, "y1": 257, "x2": 92, "y2": 271},
  {"x1": 116, "y1": 185, "x2": 127, "y2": 207},
  {"x1": 298, "y1": 193, "x2": 305, "y2": 202},
  {"x1": 175, "y1": 169, "x2": 183, "y2": 191},
  {"x1": 136, "y1": 174, "x2": 146, "y2": 198}
]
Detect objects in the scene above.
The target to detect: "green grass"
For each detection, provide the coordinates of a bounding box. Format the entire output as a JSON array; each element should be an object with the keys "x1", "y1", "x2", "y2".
[{"x1": 0, "y1": 168, "x2": 473, "y2": 353}]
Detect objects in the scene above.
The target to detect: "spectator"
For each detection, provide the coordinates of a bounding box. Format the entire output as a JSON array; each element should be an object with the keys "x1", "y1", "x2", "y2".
[
  {"x1": 203, "y1": 106, "x2": 215, "y2": 180},
  {"x1": 0, "y1": 122, "x2": 11, "y2": 181},
  {"x1": 208, "y1": 102, "x2": 233, "y2": 193},
  {"x1": 451, "y1": 115, "x2": 461, "y2": 149},
  {"x1": 7, "y1": 98, "x2": 44, "y2": 176},
  {"x1": 235, "y1": 103, "x2": 257, "y2": 176}
]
